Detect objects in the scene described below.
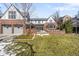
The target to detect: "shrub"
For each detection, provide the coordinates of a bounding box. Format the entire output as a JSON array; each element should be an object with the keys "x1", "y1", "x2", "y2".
[
  {"x1": 59, "y1": 23, "x2": 64, "y2": 30},
  {"x1": 64, "y1": 20, "x2": 73, "y2": 33}
]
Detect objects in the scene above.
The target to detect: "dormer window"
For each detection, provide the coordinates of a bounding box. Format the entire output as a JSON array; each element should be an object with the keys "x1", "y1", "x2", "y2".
[{"x1": 8, "y1": 11, "x2": 16, "y2": 19}]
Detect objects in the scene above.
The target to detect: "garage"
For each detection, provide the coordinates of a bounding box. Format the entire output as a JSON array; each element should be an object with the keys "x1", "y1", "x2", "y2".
[
  {"x1": 14, "y1": 25, "x2": 23, "y2": 35},
  {"x1": 2, "y1": 25, "x2": 12, "y2": 34}
]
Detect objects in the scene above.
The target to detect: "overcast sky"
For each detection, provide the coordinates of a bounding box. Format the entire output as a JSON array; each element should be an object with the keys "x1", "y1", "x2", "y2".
[{"x1": 0, "y1": 3, "x2": 79, "y2": 18}]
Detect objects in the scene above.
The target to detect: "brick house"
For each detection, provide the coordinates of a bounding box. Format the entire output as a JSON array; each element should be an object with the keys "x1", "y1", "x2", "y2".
[{"x1": 72, "y1": 17, "x2": 79, "y2": 33}]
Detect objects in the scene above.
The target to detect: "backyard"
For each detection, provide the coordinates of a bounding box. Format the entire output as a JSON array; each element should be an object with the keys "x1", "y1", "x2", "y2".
[
  {"x1": 6, "y1": 34, "x2": 79, "y2": 56},
  {"x1": 32, "y1": 34, "x2": 79, "y2": 56}
]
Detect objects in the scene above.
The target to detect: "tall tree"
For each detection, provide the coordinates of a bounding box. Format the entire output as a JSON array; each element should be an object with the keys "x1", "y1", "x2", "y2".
[
  {"x1": 53, "y1": 11, "x2": 60, "y2": 21},
  {"x1": 0, "y1": 7, "x2": 2, "y2": 18},
  {"x1": 14, "y1": 3, "x2": 32, "y2": 21},
  {"x1": 15, "y1": 3, "x2": 34, "y2": 35},
  {"x1": 53, "y1": 11, "x2": 60, "y2": 29},
  {"x1": 64, "y1": 20, "x2": 73, "y2": 33}
]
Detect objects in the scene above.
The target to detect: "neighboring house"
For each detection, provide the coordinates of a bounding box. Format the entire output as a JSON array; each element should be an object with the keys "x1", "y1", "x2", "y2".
[
  {"x1": 0, "y1": 10, "x2": 2, "y2": 18},
  {"x1": 72, "y1": 17, "x2": 79, "y2": 33},
  {"x1": 63, "y1": 15, "x2": 79, "y2": 33},
  {"x1": 45, "y1": 17, "x2": 58, "y2": 30},
  {"x1": 30, "y1": 17, "x2": 58, "y2": 31},
  {"x1": 0, "y1": 4, "x2": 58, "y2": 35},
  {"x1": 58, "y1": 15, "x2": 79, "y2": 33},
  {"x1": 30, "y1": 18, "x2": 47, "y2": 31}
]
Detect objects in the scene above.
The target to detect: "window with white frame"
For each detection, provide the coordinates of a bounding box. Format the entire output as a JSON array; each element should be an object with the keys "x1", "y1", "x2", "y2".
[
  {"x1": 38, "y1": 21, "x2": 40, "y2": 24},
  {"x1": 42, "y1": 21, "x2": 43, "y2": 23},
  {"x1": 8, "y1": 11, "x2": 16, "y2": 19},
  {"x1": 35, "y1": 21, "x2": 37, "y2": 23}
]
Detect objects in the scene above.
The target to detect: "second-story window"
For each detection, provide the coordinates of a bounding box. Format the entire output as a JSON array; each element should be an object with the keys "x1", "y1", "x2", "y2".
[
  {"x1": 42, "y1": 21, "x2": 43, "y2": 23},
  {"x1": 8, "y1": 11, "x2": 16, "y2": 19},
  {"x1": 38, "y1": 21, "x2": 40, "y2": 24}
]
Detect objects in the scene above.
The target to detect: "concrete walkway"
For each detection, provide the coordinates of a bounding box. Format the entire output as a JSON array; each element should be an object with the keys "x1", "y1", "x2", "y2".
[
  {"x1": 0, "y1": 34, "x2": 15, "y2": 41},
  {"x1": 0, "y1": 34, "x2": 15, "y2": 56},
  {"x1": 36, "y1": 30, "x2": 49, "y2": 36}
]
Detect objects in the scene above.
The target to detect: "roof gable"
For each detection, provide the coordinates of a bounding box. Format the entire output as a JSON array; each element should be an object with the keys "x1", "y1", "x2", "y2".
[
  {"x1": 1, "y1": 4, "x2": 24, "y2": 19},
  {"x1": 47, "y1": 17, "x2": 56, "y2": 23}
]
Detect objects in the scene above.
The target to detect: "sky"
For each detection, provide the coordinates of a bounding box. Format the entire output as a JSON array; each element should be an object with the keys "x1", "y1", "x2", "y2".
[{"x1": 0, "y1": 3, "x2": 79, "y2": 18}]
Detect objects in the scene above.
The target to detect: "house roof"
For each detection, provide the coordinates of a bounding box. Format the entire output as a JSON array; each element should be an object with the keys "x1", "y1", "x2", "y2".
[
  {"x1": 1, "y1": 4, "x2": 25, "y2": 19},
  {"x1": 72, "y1": 17, "x2": 79, "y2": 27},
  {"x1": 30, "y1": 18, "x2": 48, "y2": 21}
]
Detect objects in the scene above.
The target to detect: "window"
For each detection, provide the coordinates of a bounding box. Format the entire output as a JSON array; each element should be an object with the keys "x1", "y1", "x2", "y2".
[
  {"x1": 8, "y1": 11, "x2": 16, "y2": 19},
  {"x1": 33, "y1": 21, "x2": 35, "y2": 23},
  {"x1": 48, "y1": 23, "x2": 55, "y2": 30},
  {"x1": 38, "y1": 21, "x2": 40, "y2": 24},
  {"x1": 42, "y1": 21, "x2": 43, "y2": 23},
  {"x1": 41, "y1": 21, "x2": 42, "y2": 24},
  {"x1": 34, "y1": 21, "x2": 36, "y2": 23}
]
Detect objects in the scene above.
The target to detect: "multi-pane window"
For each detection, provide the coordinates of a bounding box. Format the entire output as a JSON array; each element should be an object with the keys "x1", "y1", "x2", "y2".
[
  {"x1": 8, "y1": 11, "x2": 16, "y2": 19},
  {"x1": 42, "y1": 21, "x2": 43, "y2": 23},
  {"x1": 38, "y1": 21, "x2": 40, "y2": 24},
  {"x1": 34, "y1": 21, "x2": 36, "y2": 23},
  {"x1": 47, "y1": 23, "x2": 55, "y2": 30}
]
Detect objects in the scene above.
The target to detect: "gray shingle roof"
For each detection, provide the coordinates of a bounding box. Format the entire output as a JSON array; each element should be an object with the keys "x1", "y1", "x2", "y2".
[
  {"x1": 30, "y1": 18, "x2": 48, "y2": 21},
  {"x1": 72, "y1": 18, "x2": 79, "y2": 27},
  {"x1": 1, "y1": 4, "x2": 25, "y2": 19}
]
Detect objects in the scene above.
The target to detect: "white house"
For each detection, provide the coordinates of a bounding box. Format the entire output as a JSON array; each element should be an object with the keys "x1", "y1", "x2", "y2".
[
  {"x1": 0, "y1": 4, "x2": 58, "y2": 35},
  {"x1": 0, "y1": 4, "x2": 25, "y2": 35}
]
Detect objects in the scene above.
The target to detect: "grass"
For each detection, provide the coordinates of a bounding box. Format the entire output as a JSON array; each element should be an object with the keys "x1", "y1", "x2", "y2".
[
  {"x1": 14, "y1": 35, "x2": 34, "y2": 43},
  {"x1": 15, "y1": 35, "x2": 33, "y2": 39},
  {"x1": 32, "y1": 34, "x2": 79, "y2": 56},
  {"x1": 12, "y1": 34, "x2": 79, "y2": 56}
]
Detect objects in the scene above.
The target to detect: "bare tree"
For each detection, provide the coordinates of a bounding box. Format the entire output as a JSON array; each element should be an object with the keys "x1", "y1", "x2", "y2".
[
  {"x1": 53, "y1": 11, "x2": 60, "y2": 21},
  {"x1": 15, "y1": 3, "x2": 34, "y2": 35},
  {"x1": 14, "y1": 3, "x2": 32, "y2": 20},
  {"x1": 3, "y1": 3, "x2": 33, "y2": 20},
  {"x1": 0, "y1": 7, "x2": 2, "y2": 18}
]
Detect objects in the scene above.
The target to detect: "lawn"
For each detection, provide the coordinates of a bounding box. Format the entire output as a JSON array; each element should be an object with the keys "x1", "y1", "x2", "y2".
[
  {"x1": 15, "y1": 35, "x2": 33, "y2": 39},
  {"x1": 32, "y1": 34, "x2": 79, "y2": 56},
  {"x1": 7, "y1": 34, "x2": 79, "y2": 56}
]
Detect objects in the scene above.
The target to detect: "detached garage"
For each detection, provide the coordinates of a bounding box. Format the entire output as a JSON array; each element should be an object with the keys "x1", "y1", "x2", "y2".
[
  {"x1": 2, "y1": 25, "x2": 12, "y2": 34},
  {"x1": 2, "y1": 24, "x2": 23, "y2": 35},
  {"x1": 0, "y1": 4, "x2": 26, "y2": 35}
]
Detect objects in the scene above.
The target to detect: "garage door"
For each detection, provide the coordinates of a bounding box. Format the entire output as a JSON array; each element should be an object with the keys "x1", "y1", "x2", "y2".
[
  {"x1": 3, "y1": 26, "x2": 12, "y2": 34},
  {"x1": 14, "y1": 26, "x2": 23, "y2": 35}
]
